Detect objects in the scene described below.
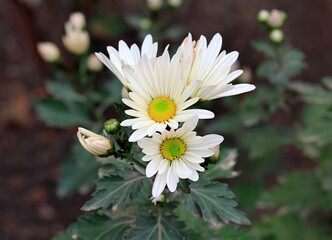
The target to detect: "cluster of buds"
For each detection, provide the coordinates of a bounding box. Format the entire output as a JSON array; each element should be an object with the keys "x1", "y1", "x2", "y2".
[
  {"x1": 37, "y1": 12, "x2": 92, "y2": 63},
  {"x1": 257, "y1": 9, "x2": 287, "y2": 44},
  {"x1": 62, "y1": 12, "x2": 90, "y2": 55}
]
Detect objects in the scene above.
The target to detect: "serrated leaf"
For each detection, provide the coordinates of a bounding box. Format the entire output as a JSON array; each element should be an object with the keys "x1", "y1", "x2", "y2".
[
  {"x1": 57, "y1": 143, "x2": 100, "y2": 197},
  {"x1": 35, "y1": 98, "x2": 90, "y2": 128},
  {"x1": 181, "y1": 177, "x2": 250, "y2": 225},
  {"x1": 82, "y1": 171, "x2": 149, "y2": 211},
  {"x1": 68, "y1": 213, "x2": 132, "y2": 240},
  {"x1": 128, "y1": 214, "x2": 184, "y2": 240}
]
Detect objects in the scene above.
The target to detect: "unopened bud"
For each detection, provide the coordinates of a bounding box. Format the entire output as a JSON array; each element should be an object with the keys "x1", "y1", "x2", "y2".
[
  {"x1": 147, "y1": 0, "x2": 163, "y2": 11},
  {"x1": 150, "y1": 194, "x2": 166, "y2": 205},
  {"x1": 62, "y1": 28, "x2": 90, "y2": 55},
  {"x1": 77, "y1": 127, "x2": 112, "y2": 157},
  {"x1": 269, "y1": 29, "x2": 284, "y2": 43},
  {"x1": 37, "y1": 42, "x2": 60, "y2": 63},
  {"x1": 168, "y1": 0, "x2": 182, "y2": 8},
  {"x1": 257, "y1": 9, "x2": 270, "y2": 23},
  {"x1": 87, "y1": 54, "x2": 103, "y2": 72},
  {"x1": 104, "y1": 119, "x2": 120, "y2": 134},
  {"x1": 122, "y1": 87, "x2": 130, "y2": 99},
  {"x1": 209, "y1": 145, "x2": 221, "y2": 163},
  {"x1": 69, "y1": 12, "x2": 86, "y2": 30},
  {"x1": 140, "y1": 18, "x2": 152, "y2": 31},
  {"x1": 268, "y1": 9, "x2": 287, "y2": 28},
  {"x1": 238, "y1": 66, "x2": 252, "y2": 83}
]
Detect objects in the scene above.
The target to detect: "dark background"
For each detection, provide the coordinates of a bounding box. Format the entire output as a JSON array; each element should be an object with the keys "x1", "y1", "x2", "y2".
[{"x1": 0, "y1": 0, "x2": 331, "y2": 239}]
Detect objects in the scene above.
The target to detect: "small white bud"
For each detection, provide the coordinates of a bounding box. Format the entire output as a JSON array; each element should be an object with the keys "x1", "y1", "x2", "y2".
[
  {"x1": 150, "y1": 194, "x2": 166, "y2": 205},
  {"x1": 168, "y1": 0, "x2": 182, "y2": 8},
  {"x1": 238, "y1": 66, "x2": 252, "y2": 83},
  {"x1": 77, "y1": 127, "x2": 112, "y2": 157},
  {"x1": 69, "y1": 12, "x2": 86, "y2": 30},
  {"x1": 147, "y1": 0, "x2": 163, "y2": 11},
  {"x1": 87, "y1": 54, "x2": 103, "y2": 72},
  {"x1": 257, "y1": 9, "x2": 270, "y2": 23},
  {"x1": 62, "y1": 28, "x2": 90, "y2": 55},
  {"x1": 37, "y1": 42, "x2": 60, "y2": 63},
  {"x1": 121, "y1": 87, "x2": 130, "y2": 99},
  {"x1": 269, "y1": 29, "x2": 284, "y2": 43},
  {"x1": 210, "y1": 145, "x2": 220, "y2": 163},
  {"x1": 268, "y1": 9, "x2": 286, "y2": 28}
]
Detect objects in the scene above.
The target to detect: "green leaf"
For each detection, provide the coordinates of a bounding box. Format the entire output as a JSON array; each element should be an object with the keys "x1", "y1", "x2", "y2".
[
  {"x1": 181, "y1": 177, "x2": 250, "y2": 225},
  {"x1": 82, "y1": 170, "x2": 149, "y2": 211},
  {"x1": 322, "y1": 76, "x2": 332, "y2": 90},
  {"x1": 35, "y1": 98, "x2": 90, "y2": 128},
  {"x1": 175, "y1": 204, "x2": 255, "y2": 240},
  {"x1": 261, "y1": 171, "x2": 327, "y2": 216},
  {"x1": 46, "y1": 80, "x2": 84, "y2": 102},
  {"x1": 57, "y1": 143, "x2": 100, "y2": 197},
  {"x1": 288, "y1": 81, "x2": 332, "y2": 105},
  {"x1": 128, "y1": 214, "x2": 184, "y2": 240},
  {"x1": 254, "y1": 213, "x2": 331, "y2": 240},
  {"x1": 68, "y1": 213, "x2": 133, "y2": 240},
  {"x1": 251, "y1": 40, "x2": 276, "y2": 58},
  {"x1": 52, "y1": 232, "x2": 72, "y2": 240}
]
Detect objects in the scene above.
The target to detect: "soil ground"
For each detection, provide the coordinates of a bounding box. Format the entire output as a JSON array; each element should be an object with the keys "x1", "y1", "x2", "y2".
[{"x1": 0, "y1": 0, "x2": 331, "y2": 239}]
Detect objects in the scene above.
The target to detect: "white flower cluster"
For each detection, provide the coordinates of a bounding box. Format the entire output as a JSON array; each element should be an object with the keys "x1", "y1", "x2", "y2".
[{"x1": 90, "y1": 34, "x2": 255, "y2": 197}]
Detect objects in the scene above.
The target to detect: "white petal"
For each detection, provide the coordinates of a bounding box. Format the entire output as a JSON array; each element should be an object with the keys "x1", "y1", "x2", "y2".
[
  {"x1": 146, "y1": 158, "x2": 161, "y2": 177},
  {"x1": 152, "y1": 171, "x2": 167, "y2": 197},
  {"x1": 166, "y1": 164, "x2": 179, "y2": 192}
]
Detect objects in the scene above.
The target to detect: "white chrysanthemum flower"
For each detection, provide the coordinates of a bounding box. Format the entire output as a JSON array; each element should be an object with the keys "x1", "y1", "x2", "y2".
[
  {"x1": 121, "y1": 52, "x2": 214, "y2": 142},
  {"x1": 177, "y1": 33, "x2": 255, "y2": 100},
  {"x1": 95, "y1": 35, "x2": 158, "y2": 88},
  {"x1": 138, "y1": 117, "x2": 224, "y2": 197}
]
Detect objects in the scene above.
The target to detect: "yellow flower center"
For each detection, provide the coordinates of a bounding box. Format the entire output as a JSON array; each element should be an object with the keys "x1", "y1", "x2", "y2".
[
  {"x1": 148, "y1": 97, "x2": 176, "y2": 123},
  {"x1": 160, "y1": 138, "x2": 186, "y2": 161}
]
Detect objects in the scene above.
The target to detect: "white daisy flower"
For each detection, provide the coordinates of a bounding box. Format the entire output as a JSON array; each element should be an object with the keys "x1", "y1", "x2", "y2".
[
  {"x1": 138, "y1": 116, "x2": 224, "y2": 197},
  {"x1": 177, "y1": 33, "x2": 256, "y2": 100},
  {"x1": 95, "y1": 34, "x2": 158, "y2": 88},
  {"x1": 121, "y1": 52, "x2": 215, "y2": 142}
]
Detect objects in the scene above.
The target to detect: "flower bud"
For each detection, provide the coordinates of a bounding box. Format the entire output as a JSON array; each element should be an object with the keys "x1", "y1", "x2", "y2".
[
  {"x1": 209, "y1": 145, "x2": 221, "y2": 163},
  {"x1": 150, "y1": 194, "x2": 166, "y2": 205},
  {"x1": 121, "y1": 87, "x2": 130, "y2": 99},
  {"x1": 140, "y1": 18, "x2": 152, "y2": 31},
  {"x1": 147, "y1": 0, "x2": 163, "y2": 11},
  {"x1": 69, "y1": 12, "x2": 86, "y2": 30},
  {"x1": 87, "y1": 54, "x2": 103, "y2": 72},
  {"x1": 62, "y1": 27, "x2": 90, "y2": 55},
  {"x1": 269, "y1": 29, "x2": 284, "y2": 43},
  {"x1": 168, "y1": 0, "x2": 182, "y2": 8},
  {"x1": 77, "y1": 127, "x2": 112, "y2": 157},
  {"x1": 238, "y1": 66, "x2": 252, "y2": 83},
  {"x1": 104, "y1": 119, "x2": 120, "y2": 134},
  {"x1": 257, "y1": 9, "x2": 270, "y2": 23},
  {"x1": 268, "y1": 9, "x2": 287, "y2": 28},
  {"x1": 37, "y1": 42, "x2": 60, "y2": 63}
]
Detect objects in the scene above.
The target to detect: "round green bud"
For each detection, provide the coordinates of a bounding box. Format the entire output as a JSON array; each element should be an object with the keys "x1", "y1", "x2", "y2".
[{"x1": 104, "y1": 119, "x2": 121, "y2": 134}]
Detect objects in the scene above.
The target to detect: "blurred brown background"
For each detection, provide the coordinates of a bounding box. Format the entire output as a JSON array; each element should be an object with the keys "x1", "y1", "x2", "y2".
[{"x1": 0, "y1": 0, "x2": 331, "y2": 239}]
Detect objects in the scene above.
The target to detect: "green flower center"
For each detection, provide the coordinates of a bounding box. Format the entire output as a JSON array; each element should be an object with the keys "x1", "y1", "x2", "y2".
[
  {"x1": 160, "y1": 138, "x2": 186, "y2": 161},
  {"x1": 148, "y1": 97, "x2": 176, "y2": 123}
]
